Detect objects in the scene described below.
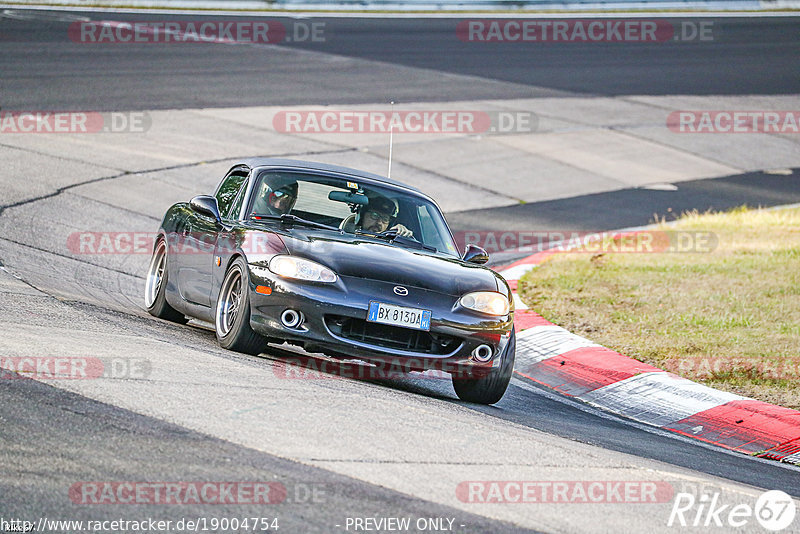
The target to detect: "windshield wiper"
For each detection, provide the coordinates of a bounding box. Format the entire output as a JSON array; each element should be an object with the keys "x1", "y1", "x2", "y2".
[
  {"x1": 356, "y1": 229, "x2": 437, "y2": 252},
  {"x1": 251, "y1": 213, "x2": 341, "y2": 233}
]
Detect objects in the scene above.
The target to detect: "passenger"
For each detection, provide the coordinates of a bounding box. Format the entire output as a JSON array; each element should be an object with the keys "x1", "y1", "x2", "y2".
[{"x1": 254, "y1": 178, "x2": 298, "y2": 216}]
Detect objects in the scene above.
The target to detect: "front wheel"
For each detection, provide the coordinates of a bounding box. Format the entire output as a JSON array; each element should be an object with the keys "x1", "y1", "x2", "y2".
[
  {"x1": 144, "y1": 239, "x2": 187, "y2": 324},
  {"x1": 215, "y1": 257, "x2": 265, "y2": 355},
  {"x1": 452, "y1": 328, "x2": 515, "y2": 405}
]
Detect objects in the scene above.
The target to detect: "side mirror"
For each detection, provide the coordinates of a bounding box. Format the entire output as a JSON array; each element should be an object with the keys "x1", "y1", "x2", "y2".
[
  {"x1": 463, "y1": 244, "x2": 489, "y2": 265},
  {"x1": 190, "y1": 195, "x2": 222, "y2": 224}
]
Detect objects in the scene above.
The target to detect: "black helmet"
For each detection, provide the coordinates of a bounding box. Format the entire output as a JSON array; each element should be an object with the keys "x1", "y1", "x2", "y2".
[
  {"x1": 269, "y1": 176, "x2": 298, "y2": 199},
  {"x1": 255, "y1": 176, "x2": 298, "y2": 215}
]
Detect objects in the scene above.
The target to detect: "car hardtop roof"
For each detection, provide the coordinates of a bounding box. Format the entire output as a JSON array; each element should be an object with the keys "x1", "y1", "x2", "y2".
[{"x1": 241, "y1": 158, "x2": 423, "y2": 195}]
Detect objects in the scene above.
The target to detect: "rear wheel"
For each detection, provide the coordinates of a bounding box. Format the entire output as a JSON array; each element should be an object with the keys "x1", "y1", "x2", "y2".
[
  {"x1": 452, "y1": 328, "x2": 515, "y2": 405},
  {"x1": 215, "y1": 257, "x2": 265, "y2": 355},
  {"x1": 144, "y1": 239, "x2": 187, "y2": 324}
]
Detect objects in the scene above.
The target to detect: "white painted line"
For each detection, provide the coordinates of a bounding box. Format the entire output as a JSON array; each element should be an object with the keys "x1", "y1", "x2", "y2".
[
  {"x1": 579, "y1": 372, "x2": 746, "y2": 428},
  {"x1": 498, "y1": 262, "x2": 538, "y2": 281},
  {"x1": 515, "y1": 324, "x2": 599, "y2": 365},
  {"x1": 640, "y1": 183, "x2": 678, "y2": 191},
  {"x1": 782, "y1": 452, "x2": 800, "y2": 464},
  {"x1": 512, "y1": 292, "x2": 528, "y2": 310},
  {"x1": 509, "y1": 376, "x2": 800, "y2": 474}
]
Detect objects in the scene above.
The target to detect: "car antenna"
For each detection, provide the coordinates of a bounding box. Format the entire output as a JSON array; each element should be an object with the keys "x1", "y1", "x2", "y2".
[{"x1": 387, "y1": 101, "x2": 395, "y2": 179}]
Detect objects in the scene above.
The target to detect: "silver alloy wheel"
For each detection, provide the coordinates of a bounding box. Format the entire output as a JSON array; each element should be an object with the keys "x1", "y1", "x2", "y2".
[
  {"x1": 144, "y1": 241, "x2": 166, "y2": 308},
  {"x1": 216, "y1": 266, "x2": 243, "y2": 338}
]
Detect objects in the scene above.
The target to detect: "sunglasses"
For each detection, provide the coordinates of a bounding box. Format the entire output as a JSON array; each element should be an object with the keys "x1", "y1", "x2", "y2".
[
  {"x1": 271, "y1": 190, "x2": 296, "y2": 201},
  {"x1": 365, "y1": 210, "x2": 392, "y2": 224}
]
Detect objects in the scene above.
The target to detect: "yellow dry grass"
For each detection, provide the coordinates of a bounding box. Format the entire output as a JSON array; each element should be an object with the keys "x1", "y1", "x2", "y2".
[{"x1": 518, "y1": 206, "x2": 800, "y2": 409}]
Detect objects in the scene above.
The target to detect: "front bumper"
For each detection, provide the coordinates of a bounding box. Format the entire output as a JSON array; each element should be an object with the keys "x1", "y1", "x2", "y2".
[{"x1": 247, "y1": 267, "x2": 513, "y2": 373}]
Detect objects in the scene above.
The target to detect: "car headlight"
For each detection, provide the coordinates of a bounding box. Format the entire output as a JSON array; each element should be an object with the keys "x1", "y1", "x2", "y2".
[
  {"x1": 268, "y1": 255, "x2": 337, "y2": 283},
  {"x1": 460, "y1": 291, "x2": 509, "y2": 316}
]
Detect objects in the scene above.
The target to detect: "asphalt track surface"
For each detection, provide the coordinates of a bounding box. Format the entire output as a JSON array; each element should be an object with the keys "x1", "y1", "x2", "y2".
[
  {"x1": 1, "y1": 376, "x2": 523, "y2": 533},
  {"x1": 1, "y1": 12, "x2": 799, "y2": 111},
  {"x1": 449, "y1": 169, "x2": 800, "y2": 234},
  {"x1": 2, "y1": 8, "x2": 800, "y2": 533}
]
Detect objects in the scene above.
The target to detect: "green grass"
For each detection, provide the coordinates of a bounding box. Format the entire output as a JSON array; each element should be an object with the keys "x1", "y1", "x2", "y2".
[{"x1": 518, "y1": 206, "x2": 800, "y2": 410}]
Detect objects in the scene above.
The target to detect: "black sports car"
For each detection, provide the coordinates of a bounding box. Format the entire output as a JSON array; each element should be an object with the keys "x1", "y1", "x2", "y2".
[{"x1": 145, "y1": 158, "x2": 515, "y2": 404}]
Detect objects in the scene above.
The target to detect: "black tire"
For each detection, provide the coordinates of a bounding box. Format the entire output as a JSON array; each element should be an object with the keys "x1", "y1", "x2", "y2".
[
  {"x1": 215, "y1": 257, "x2": 265, "y2": 355},
  {"x1": 144, "y1": 239, "x2": 188, "y2": 324},
  {"x1": 452, "y1": 327, "x2": 516, "y2": 405}
]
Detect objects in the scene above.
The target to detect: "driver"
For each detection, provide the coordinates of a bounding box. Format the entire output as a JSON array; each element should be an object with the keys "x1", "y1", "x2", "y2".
[
  {"x1": 357, "y1": 195, "x2": 413, "y2": 237},
  {"x1": 253, "y1": 177, "x2": 298, "y2": 216}
]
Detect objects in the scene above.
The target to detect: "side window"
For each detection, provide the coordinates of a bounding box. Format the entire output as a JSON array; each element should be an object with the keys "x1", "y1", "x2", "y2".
[
  {"x1": 417, "y1": 205, "x2": 441, "y2": 248},
  {"x1": 215, "y1": 171, "x2": 247, "y2": 218},
  {"x1": 418, "y1": 204, "x2": 458, "y2": 256},
  {"x1": 226, "y1": 178, "x2": 249, "y2": 220}
]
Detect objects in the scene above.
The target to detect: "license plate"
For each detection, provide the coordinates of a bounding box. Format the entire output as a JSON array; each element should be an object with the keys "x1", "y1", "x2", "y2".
[{"x1": 367, "y1": 301, "x2": 431, "y2": 331}]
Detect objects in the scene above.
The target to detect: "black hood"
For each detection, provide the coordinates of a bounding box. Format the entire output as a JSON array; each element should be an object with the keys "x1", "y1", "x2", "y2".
[{"x1": 280, "y1": 231, "x2": 502, "y2": 297}]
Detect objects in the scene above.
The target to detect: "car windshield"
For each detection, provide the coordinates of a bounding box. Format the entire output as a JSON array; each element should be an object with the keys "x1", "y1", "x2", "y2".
[{"x1": 250, "y1": 169, "x2": 460, "y2": 257}]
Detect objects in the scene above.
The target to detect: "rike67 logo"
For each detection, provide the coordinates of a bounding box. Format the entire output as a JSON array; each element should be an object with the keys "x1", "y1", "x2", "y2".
[{"x1": 668, "y1": 490, "x2": 796, "y2": 531}]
